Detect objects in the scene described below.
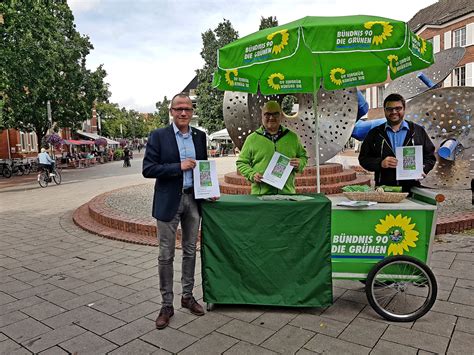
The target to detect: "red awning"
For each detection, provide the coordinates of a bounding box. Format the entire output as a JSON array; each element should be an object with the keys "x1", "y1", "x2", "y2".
[{"x1": 64, "y1": 139, "x2": 94, "y2": 145}]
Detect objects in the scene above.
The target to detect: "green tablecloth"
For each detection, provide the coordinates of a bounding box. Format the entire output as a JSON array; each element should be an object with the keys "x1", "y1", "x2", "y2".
[{"x1": 201, "y1": 194, "x2": 333, "y2": 307}]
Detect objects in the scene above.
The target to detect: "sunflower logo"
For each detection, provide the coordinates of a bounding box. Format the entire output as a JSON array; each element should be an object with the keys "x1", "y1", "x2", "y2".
[
  {"x1": 418, "y1": 36, "x2": 427, "y2": 55},
  {"x1": 364, "y1": 21, "x2": 393, "y2": 45},
  {"x1": 225, "y1": 69, "x2": 238, "y2": 86},
  {"x1": 268, "y1": 73, "x2": 285, "y2": 90},
  {"x1": 387, "y1": 54, "x2": 398, "y2": 74},
  {"x1": 330, "y1": 68, "x2": 345, "y2": 86},
  {"x1": 375, "y1": 214, "x2": 419, "y2": 256},
  {"x1": 267, "y1": 29, "x2": 289, "y2": 54}
]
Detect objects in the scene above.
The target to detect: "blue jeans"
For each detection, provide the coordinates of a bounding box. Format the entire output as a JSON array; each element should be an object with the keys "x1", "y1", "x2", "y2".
[{"x1": 157, "y1": 194, "x2": 200, "y2": 307}]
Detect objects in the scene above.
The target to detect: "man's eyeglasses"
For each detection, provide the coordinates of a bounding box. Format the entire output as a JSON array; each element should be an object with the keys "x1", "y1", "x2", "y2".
[
  {"x1": 171, "y1": 107, "x2": 193, "y2": 113},
  {"x1": 263, "y1": 112, "x2": 280, "y2": 119},
  {"x1": 384, "y1": 106, "x2": 404, "y2": 113}
]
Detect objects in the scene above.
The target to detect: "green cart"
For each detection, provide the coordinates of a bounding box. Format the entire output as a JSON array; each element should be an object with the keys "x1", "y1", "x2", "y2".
[{"x1": 201, "y1": 188, "x2": 438, "y2": 322}]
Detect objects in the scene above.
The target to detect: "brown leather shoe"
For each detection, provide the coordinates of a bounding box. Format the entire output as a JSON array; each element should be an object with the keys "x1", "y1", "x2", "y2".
[
  {"x1": 181, "y1": 296, "x2": 205, "y2": 316},
  {"x1": 155, "y1": 306, "x2": 174, "y2": 329}
]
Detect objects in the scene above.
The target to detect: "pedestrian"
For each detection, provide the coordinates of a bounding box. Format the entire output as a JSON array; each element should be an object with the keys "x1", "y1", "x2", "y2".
[
  {"x1": 142, "y1": 93, "x2": 208, "y2": 329},
  {"x1": 236, "y1": 100, "x2": 308, "y2": 195},
  {"x1": 358, "y1": 93, "x2": 436, "y2": 192}
]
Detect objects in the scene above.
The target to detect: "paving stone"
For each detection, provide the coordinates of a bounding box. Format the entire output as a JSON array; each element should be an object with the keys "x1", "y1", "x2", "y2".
[
  {"x1": 289, "y1": 313, "x2": 347, "y2": 337},
  {"x1": 103, "y1": 317, "x2": 155, "y2": 346},
  {"x1": 435, "y1": 275, "x2": 457, "y2": 292},
  {"x1": 304, "y1": 333, "x2": 371, "y2": 354},
  {"x1": 43, "y1": 306, "x2": 125, "y2": 335},
  {"x1": 357, "y1": 305, "x2": 414, "y2": 328},
  {"x1": 38, "y1": 288, "x2": 78, "y2": 304},
  {"x1": 89, "y1": 297, "x2": 132, "y2": 315},
  {"x1": 214, "y1": 305, "x2": 265, "y2": 323},
  {"x1": 338, "y1": 317, "x2": 388, "y2": 347},
  {"x1": 224, "y1": 341, "x2": 278, "y2": 354},
  {"x1": 113, "y1": 301, "x2": 159, "y2": 322},
  {"x1": 71, "y1": 279, "x2": 114, "y2": 295},
  {"x1": 140, "y1": 327, "x2": 198, "y2": 353},
  {"x1": 179, "y1": 311, "x2": 232, "y2": 338},
  {"x1": 431, "y1": 251, "x2": 456, "y2": 263},
  {"x1": 251, "y1": 308, "x2": 299, "y2": 331},
  {"x1": 59, "y1": 331, "x2": 117, "y2": 354},
  {"x1": 381, "y1": 325, "x2": 449, "y2": 353},
  {"x1": 320, "y1": 298, "x2": 364, "y2": 323},
  {"x1": 340, "y1": 289, "x2": 369, "y2": 304},
  {"x1": 261, "y1": 324, "x2": 315, "y2": 354},
  {"x1": 0, "y1": 280, "x2": 32, "y2": 294},
  {"x1": 38, "y1": 345, "x2": 70, "y2": 354},
  {"x1": 11, "y1": 270, "x2": 45, "y2": 283},
  {"x1": 97, "y1": 284, "x2": 136, "y2": 299},
  {"x1": 108, "y1": 339, "x2": 164, "y2": 354},
  {"x1": 0, "y1": 291, "x2": 17, "y2": 305},
  {"x1": 107, "y1": 274, "x2": 143, "y2": 287},
  {"x1": 0, "y1": 338, "x2": 30, "y2": 355},
  {"x1": 412, "y1": 311, "x2": 456, "y2": 337},
  {"x1": 449, "y1": 286, "x2": 474, "y2": 306},
  {"x1": 370, "y1": 339, "x2": 418, "y2": 355},
  {"x1": 1, "y1": 317, "x2": 52, "y2": 343},
  {"x1": 128, "y1": 278, "x2": 158, "y2": 292},
  {"x1": 432, "y1": 300, "x2": 474, "y2": 319},
  {"x1": 456, "y1": 278, "x2": 474, "y2": 289},
  {"x1": 21, "y1": 301, "x2": 67, "y2": 320},
  {"x1": 447, "y1": 330, "x2": 474, "y2": 354},
  {"x1": 217, "y1": 319, "x2": 275, "y2": 345},
  {"x1": 180, "y1": 332, "x2": 238, "y2": 354},
  {"x1": 10, "y1": 283, "x2": 59, "y2": 300},
  {"x1": 456, "y1": 317, "x2": 474, "y2": 334},
  {"x1": 120, "y1": 288, "x2": 159, "y2": 305},
  {"x1": 59, "y1": 291, "x2": 107, "y2": 310},
  {"x1": 21, "y1": 324, "x2": 85, "y2": 353}
]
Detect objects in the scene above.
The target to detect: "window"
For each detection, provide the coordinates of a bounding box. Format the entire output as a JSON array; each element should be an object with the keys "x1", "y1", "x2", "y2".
[
  {"x1": 377, "y1": 86, "x2": 385, "y2": 108},
  {"x1": 453, "y1": 66, "x2": 466, "y2": 86},
  {"x1": 20, "y1": 132, "x2": 27, "y2": 151},
  {"x1": 453, "y1": 27, "x2": 466, "y2": 47}
]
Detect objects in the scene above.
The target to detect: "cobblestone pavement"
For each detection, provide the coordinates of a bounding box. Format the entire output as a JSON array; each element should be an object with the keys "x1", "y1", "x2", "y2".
[{"x1": 1, "y1": 155, "x2": 473, "y2": 354}]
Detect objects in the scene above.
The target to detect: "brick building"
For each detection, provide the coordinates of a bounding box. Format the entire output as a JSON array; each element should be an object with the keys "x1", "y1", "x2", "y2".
[{"x1": 360, "y1": 0, "x2": 474, "y2": 119}]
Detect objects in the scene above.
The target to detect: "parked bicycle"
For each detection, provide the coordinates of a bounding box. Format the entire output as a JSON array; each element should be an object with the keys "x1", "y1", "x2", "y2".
[
  {"x1": 0, "y1": 160, "x2": 12, "y2": 178},
  {"x1": 37, "y1": 165, "x2": 62, "y2": 188}
]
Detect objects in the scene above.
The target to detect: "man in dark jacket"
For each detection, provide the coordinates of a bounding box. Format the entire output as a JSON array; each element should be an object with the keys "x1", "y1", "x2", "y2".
[
  {"x1": 142, "y1": 93, "x2": 207, "y2": 329},
  {"x1": 358, "y1": 93, "x2": 436, "y2": 193}
]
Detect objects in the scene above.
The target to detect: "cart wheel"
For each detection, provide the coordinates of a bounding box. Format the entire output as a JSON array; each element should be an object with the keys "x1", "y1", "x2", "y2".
[
  {"x1": 206, "y1": 303, "x2": 214, "y2": 312},
  {"x1": 365, "y1": 255, "x2": 437, "y2": 322}
]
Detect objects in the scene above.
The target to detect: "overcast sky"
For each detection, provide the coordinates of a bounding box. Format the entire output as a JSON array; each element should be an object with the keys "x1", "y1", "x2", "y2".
[{"x1": 69, "y1": 0, "x2": 436, "y2": 113}]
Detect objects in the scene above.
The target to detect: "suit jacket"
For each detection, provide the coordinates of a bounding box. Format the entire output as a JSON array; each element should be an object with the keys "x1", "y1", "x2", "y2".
[{"x1": 142, "y1": 124, "x2": 208, "y2": 221}]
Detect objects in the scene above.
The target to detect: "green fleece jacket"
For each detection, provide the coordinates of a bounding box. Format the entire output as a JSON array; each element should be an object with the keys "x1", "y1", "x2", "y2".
[{"x1": 236, "y1": 126, "x2": 308, "y2": 195}]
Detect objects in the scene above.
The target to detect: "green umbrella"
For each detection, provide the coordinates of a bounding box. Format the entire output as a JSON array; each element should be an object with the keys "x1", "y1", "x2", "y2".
[{"x1": 212, "y1": 15, "x2": 434, "y2": 192}]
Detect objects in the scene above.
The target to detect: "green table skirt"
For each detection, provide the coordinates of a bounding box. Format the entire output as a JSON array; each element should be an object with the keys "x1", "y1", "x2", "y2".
[{"x1": 201, "y1": 194, "x2": 333, "y2": 307}]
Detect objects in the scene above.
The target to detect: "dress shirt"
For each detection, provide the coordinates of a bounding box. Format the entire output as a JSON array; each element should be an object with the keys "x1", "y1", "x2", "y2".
[
  {"x1": 173, "y1": 122, "x2": 196, "y2": 188},
  {"x1": 385, "y1": 120, "x2": 409, "y2": 151}
]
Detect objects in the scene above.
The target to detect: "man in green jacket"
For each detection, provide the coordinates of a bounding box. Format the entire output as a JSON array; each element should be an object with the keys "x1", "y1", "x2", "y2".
[{"x1": 237, "y1": 100, "x2": 308, "y2": 195}]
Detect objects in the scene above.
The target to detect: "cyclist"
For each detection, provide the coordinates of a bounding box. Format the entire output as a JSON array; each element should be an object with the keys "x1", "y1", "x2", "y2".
[{"x1": 38, "y1": 148, "x2": 55, "y2": 177}]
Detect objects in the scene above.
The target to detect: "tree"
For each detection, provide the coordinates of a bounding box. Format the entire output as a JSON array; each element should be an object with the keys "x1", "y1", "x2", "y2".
[
  {"x1": 195, "y1": 19, "x2": 238, "y2": 133},
  {"x1": 1, "y1": 1, "x2": 110, "y2": 151},
  {"x1": 155, "y1": 96, "x2": 170, "y2": 127},
  {"x1": 259, "y1": 16, "x2": 278, "y2": 30}
]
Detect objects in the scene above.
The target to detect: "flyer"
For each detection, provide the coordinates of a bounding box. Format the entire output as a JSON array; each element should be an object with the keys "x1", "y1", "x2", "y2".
[
  {"x1": 193, "y1": 160, "x2": 221, "y2": 199},
  {"x1": 395, "y1": 145, "x2": 423, "y2": 180},
  {"x1": 261, "y1": 152, "x2": 294, "y2": 190}
]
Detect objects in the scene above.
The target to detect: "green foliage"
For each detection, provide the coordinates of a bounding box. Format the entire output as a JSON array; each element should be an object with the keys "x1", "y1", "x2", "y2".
[
  {"x1": 155, "y1": 96, "x2": 170, "y2": 127},
  {"x1": 259, "y1": 16, "x2": 278, "y2": 30},
  {"x1": 196, "y1": 19, "x2": 238, "y2": 133},
  {"x1": 1, "y1": 0, "x2": 110, "y2": 150}
]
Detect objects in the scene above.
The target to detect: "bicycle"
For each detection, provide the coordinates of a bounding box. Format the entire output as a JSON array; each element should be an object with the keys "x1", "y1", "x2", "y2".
[
  {"x1": 37, "y1": 165, "x2": 62, "y2": 188},
  {"x1": 0, "y1": 160, "x2": 12, "y2": 178}
]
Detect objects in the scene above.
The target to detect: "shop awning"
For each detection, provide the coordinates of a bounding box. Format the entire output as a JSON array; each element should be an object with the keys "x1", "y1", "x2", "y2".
[
  {"x1": 76, "y1": 130, "x2": 121, "y2": 146},
  {"x1": 64, "y1": 139, "x2": 94, "y2": 145}
]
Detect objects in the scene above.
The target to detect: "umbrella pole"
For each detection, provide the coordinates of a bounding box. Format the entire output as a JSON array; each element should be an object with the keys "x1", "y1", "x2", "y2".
[{"x1": 312, "y1": 60, "x2": 320, "y2": 193}]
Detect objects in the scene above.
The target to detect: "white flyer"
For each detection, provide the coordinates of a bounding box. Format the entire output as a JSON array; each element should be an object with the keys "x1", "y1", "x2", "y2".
[
  {"x1": 261, "y1": 152, "x2": 294, "y2": 190},
  {"x1": 193, "y1": 160, "x2": 221, "y2": 199},
  {"x1": 396, "y1": 145, "x2": 423, "y2": 180}
]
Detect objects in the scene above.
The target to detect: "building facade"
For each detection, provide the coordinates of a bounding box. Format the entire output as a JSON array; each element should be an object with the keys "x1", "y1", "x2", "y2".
[{"x1": 361, "y1": 0, "x2": 474, "y2": 120}]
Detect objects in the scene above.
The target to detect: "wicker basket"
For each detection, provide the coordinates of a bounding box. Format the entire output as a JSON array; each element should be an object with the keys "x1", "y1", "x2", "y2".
[{"x1": 343, "y1": 191, "x2": 409, "y2": 203}]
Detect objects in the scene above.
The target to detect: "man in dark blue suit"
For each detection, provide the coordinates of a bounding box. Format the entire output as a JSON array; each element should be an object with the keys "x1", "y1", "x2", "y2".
[{"x1": 143, "y1": 93, "x2": 208, "y2": 329}]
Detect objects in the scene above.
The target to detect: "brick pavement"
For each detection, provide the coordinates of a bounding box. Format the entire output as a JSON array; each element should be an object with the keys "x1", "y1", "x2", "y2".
[{"x1": 0, "y1": 156, "x2": 473, "y2": 354}]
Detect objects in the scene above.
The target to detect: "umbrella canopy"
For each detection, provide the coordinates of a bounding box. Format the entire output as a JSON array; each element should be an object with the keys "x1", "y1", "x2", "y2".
[
  {"x1": 213, "y1": 15, "x2": 433, "y2": 94},
  {"x1": 209, "y1": 128, "x2": 231, "y2": 141},
  {"x1": 212, "y1": 15, "x2": 434, "y2": 192}
]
